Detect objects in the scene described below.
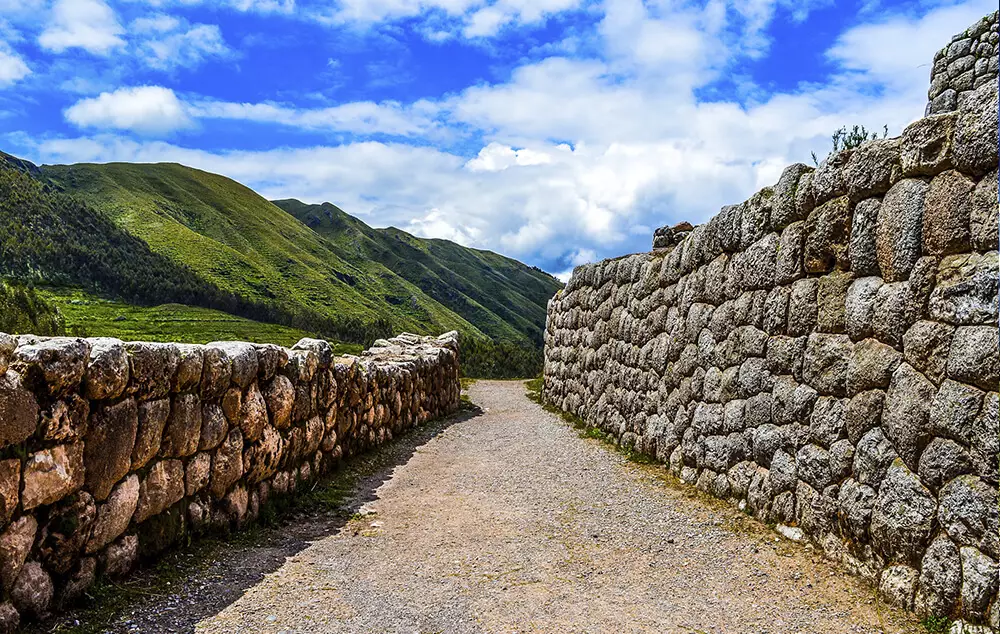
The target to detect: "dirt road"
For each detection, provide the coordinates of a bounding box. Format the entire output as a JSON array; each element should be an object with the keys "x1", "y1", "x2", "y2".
[{"x1": 195, "y1": 380, "x2": 919, "y2": 634}]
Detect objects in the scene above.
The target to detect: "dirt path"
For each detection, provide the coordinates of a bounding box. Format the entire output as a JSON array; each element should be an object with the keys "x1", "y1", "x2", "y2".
[{"x1": 195, "y1": 380, "x2": 919, "y2": 634}]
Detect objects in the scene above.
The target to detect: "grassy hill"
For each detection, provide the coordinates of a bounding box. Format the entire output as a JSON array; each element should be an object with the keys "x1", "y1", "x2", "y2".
[
  {"x1": 273, "y1": 199, "x2": 562, "y2": 348},
  {"x1": 0, "y1": 152, "x2": 562, "y2": 377}
]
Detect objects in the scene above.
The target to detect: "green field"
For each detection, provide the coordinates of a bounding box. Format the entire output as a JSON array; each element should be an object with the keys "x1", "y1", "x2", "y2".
[{"x1": 37, "y1": 288, "x2": 362, "y2": 352}]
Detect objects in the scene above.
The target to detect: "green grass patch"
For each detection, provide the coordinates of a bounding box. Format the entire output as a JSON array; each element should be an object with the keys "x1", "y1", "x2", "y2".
[
  {"x1": 37, "y1": 287, "x2": 362, "y2": 352},
  {"x1": 920, "y1": 616, "x2": 952, "y2": 634}
]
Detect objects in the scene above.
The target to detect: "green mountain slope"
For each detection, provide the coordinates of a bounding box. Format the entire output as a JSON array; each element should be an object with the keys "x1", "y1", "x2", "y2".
[
  {"x1": 41, "y1": 162, "x2": 479, "y2": 341},
  {"x1": 0, "y1": 152, "x2": 562, "y2": 376},
  {"x1": 273, "y1": 199, "x2": 563, "y2": 348}
]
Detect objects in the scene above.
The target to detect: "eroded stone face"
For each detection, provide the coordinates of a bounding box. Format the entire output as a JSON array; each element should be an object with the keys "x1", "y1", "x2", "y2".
[
  {"x1": 85, "y1": 399, "x2": 138, "y2": 501},
  {"x1": 0, "y1": 370, "x2": 38, "y2": 450},
  {"x1": 22, "y1": 444, "x2": 84, "y2": 510}
]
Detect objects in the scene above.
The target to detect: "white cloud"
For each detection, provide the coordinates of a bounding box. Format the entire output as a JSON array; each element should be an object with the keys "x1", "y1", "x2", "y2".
[
  {"x1": 20, "y1": 0, "x2": 994, "y2": 276},
  {"x1": 39, "y1": 0, "x2": 125, "y2": 55},
  {"x1": 134, "y1": 19, "x2": 231, "y2": 70},
  {"x1": 0, "y1": 44, "x2": 30, "y2": 85},
  {"x1": 189, "y1": 98, "x2": 442, "y2": 136},
  {"x1": 64, "y1": 86, "x2": 194, "y2": 135}
]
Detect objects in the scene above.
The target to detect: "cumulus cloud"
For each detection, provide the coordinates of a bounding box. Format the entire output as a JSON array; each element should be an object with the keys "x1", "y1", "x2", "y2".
[
  {"x1": 132, "y1": 16, "x2": 232, "y2": 70},
  {"x1": 64, "y1": 86, "x2": 194, "y2": 135},
  {"x1": 0, "y1": 45, "x2": 30, "y2": 85},
  {"x1": 39, "y1": 0, "x2": 125, "y2": 55},
  {"x1": 21, "y1": 0, "x2": 990, "y2": 275}
]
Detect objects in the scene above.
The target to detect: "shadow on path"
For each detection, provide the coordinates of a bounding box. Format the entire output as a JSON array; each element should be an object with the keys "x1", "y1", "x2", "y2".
[{"x1": 30, "y1": 405, "x2": 482, "y2": 634}]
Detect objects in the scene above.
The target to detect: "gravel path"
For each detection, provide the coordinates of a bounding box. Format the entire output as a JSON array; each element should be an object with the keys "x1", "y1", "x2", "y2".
[{"x1": 197, "y1": 380, "x2": 919, "y2": 634}]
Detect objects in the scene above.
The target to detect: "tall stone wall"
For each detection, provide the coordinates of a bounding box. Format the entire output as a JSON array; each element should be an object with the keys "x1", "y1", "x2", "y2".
[
  {"x1": 0, "y1": 331, "x2": 460, "y2": 628},
  {"x1": 927, "y1": 10, "x2": 998, "y2": 115},
  {"x1": 544, "y1": 20, "x2": 999, "y2": 628}
]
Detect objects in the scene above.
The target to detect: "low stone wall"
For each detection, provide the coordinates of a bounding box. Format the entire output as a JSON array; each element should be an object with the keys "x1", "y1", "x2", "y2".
[
  {"x1": 926, "y1": 10, "x2": 997, "y2": 115},
  {"x1": 544, "y1": 22, "x2": 998, "y2": 628},
  {"x1": 0, "y1": 331, "x2": 460, "y2": 629}
]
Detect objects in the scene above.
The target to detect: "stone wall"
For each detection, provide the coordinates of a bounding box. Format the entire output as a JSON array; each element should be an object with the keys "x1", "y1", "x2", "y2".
[
  {"x1": 926, "y1": 10, "x2": 998, "y2": 115},
  {"x1": 543, "y1": 19, "x2": 999, "y2": 628},
  {"x1": 0, "y1": 331, "x2": 460, "y2": 629}
]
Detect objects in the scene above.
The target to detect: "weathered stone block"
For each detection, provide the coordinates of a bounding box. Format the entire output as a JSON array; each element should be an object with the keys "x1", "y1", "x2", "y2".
[
  {"x1": 870, "y1": 459, "x2": 937, "y2": 565},
  {"x1": 198, "y1": 403, "x2": 228, "y2": 452},
  {"x1": 36, "y1": 491, "x2": 96, "y2": 575},
  {"x1": 812, "y1": 150, "x2": 852, "y2": 206},
  {"x1": 12, "y1": 338, "x2": 88, "y2": 398},
  {"x1": 846, "y1": 338, "x2": 902, "y2": 395},
  {"x1": 10, "y1": 561, "x2": 52, "y2": 619},
  {"x1": 160, "y1": 393, "x2": 202, "y2": 458},
  {"x1": 960, "y1": 547, "x2": 999, "y2": 622},
  {"x1": 86, "y1": 475, "x2": 139, "y2": 553},
  {"x1": 804, "y1": 196, "x2": 851, "y2": 273},
  {"x1": 902, "y1": 320, "x2": 954, "y2": 384},
  {"x1": 81, "y1": 338, "x2": 129, "y2": 401},
  {"x1": 173, "y1": 344, "x2": 204, "y2": 393},
  {"x1": 918, "y1": 438, "x2": 972, "y2": 491},
  {"x1": 929, "y1": 252, "x2": 998, "y2": 325},
  {"x1": 0, "y1": 370, "x2": 38, "y2": 450},
  {"x1": 816, "y1": 271, "x2": 853, "y2": 334},
  {"x1": 938, "y1": 475, "x2": 998, "y2": 557},
  {"x1": 199, "y1": 345, "x2": 233, "y2": 399},
  {"x1": 845, "y1": 138, "x2": 901, "y2": 200},
  {"x1": 803, "y1": 333, "x2": 852, "y2": 397},
  {"x1": 970, "y1": 169, "x2": 998, "y2": 251},
  {"x1": 916, "y1": 535, "x2": 961, "y2": 616},
  {"x1": 787, "y1": 278, "x2": 818, "y2": 337},
  {"x1": 125, "y1": 342, "x2": 180, "y2": 400},
  {"x1": 883, "y1": 363, "x2": 936, "y2": 470},
  {"x1": 953, "y1": 77, "x2": 999, "y2": 176},
  {"x1": 210, "y1": 429, "x2": 244, "y2": 499},
  {"x1": 134, "y1": 460, "x2": 185, "y2": 524},
  {"x1": 947, "y1": 325, "x2": 999, "y2": 390},
  {"x1": 185, "y1": 452, "x2": 211, "y2": 496},
  {"x1": 871, "y1": 282, "x2": 916, "y2": 348},
  {"x1": 22, "y1": 443, "x2": 84, "y2": 510},
  {"x1": 900, "y1": 113, "x2": 956, "y2": 177},
  {"x1": 239, "y1": 383, "x2": 268, "y2": 443},
  {"x1": 85, "y1": 399, "x2": 138, "y2": 501},
  {"x1": 0, "y1": 516, "x2": 36, "y2": 592},
  {"x1": 923, "y1": 170, "x2": 974, "y2": 255},
  {"x1": 876, "y1": 179, "x2": 929, "y2": 282},
  {"x1": 849, "y1": 198, "x2": 881, "y2": 277},
  {"x1": 846, "y1": 390, "x2": 883, "y2": 445},
  {"x1": 131, "y1": 398, "x2": 169, "y2": 471},
  {"x1": 209, "y1": 342, "x2": 258, "y2": 389},
  {"x1": 771, "y1": 163, "x2": 813, "y2": 229},
  {"x1": 844, "y1": 277, "x2": 882, "y2": 341}
]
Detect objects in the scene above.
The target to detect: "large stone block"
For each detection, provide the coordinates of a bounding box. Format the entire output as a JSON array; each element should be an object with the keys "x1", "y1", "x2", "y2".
[
  {"x1": 131, "y1": 398, "x2": 170, "y2": 471},
  {"x1": 870, "y1": 459, "x2": 937, "y2": 565},
  {"x1": 210, "y1": 428, "x2": 244, "y2": 499},
  {"x1": 9, "y1": 561, "x2": 52, "y2": 619},
  {"x1": 883, "y1": 363, "x2": 936, "y2": 470},
  {"x1": 125, "y1": 342, "x2": 180, "y2": 400},
  {"x1": 804, "y1": 196, "x2": 851, "y2": 273},
  {"x1": 846, "y1": 390, "x2": 883, "y2": 445},
  {"x1": 928, "y1": 251, "x2": 998, "y2": 325},
  {"x1": 846, "y1": 338, "x2": 902, "y2": 395},
  {"x1": 22, "y1": 443, "x2": 84, "y2": 510},
  {"x1": 0, "y1": 516, "x2": 36, "y2": 592},
  {"x1": 160, "y1": 393, "x2": 202, "y2": 458},
  {"x1": 900, "y1": 113, "x2": 956, "y2": 177},
  {"x1": 803, "y1": 333, "x2": 852, "y2": 397},
  {"x1": 787, "y1": 278, "x2": 818, "y2": 337},
  {"x1": 816, "y1": 271, "x2": 853, "y2": 334},
  {"x1": 970, "y1": 169, "x2": 998, "y2": 251},
  {"x1": 922, "y1": 170, "x2": 974, "y2": 255},
  {"x1": 845, "y1": 138, "x2": 901, "y2": 200},
  {"x1": 208, "y1": 342, "x2": 258, "y2": 389},
  {"x1": 916, "y1": 535, "x2": 962, "y2": 616},
  {"x1": 938, "y1": 475, "x2": 998, "y2": 557},
  {"x1": 918, "y1": 437, "x2": 972, "y2": 492},
  {"x1": 85, "y1": 398, "x2": 138, "y2": 501},
  {"x1": 953, "y1": 77, "x2": 999, "y2": 176},
  {"x1": 86, "y1": 474, "x2": 139, "y2": 553},
  {"x1": 199, "y1": 403, "x2": 228, "y2": 452},
  {"x1": 844, "y1": 277, "x2": 882, "y2": 341},
  {"x1": 200, "y1": 345, "x2": 233, "y2": 399},
  {"x1": 12, "y1": 338, "x2": 88, "y2": 398},
  {"x1": 947, "y1": 325, "x2": 999, "y2": 390},
  {"x1": 82, "y1": 338, "x2": 129, "y2": 401},
  {"x1": 812, "y1": 150, "x2": 852, "y2": 206},
  {"x1": 876, "y1": 179, "x2": 929, "y2": 282},
  {"x1": 173, "y1": 344, "x2": 204, "y2": 393},
  {"x1": 36, "y1": 491, "x2": 96, "y2": 575},
  {"x1": 134, "y1": 460, "x2": 185, "y2": 524},
  {"x1": 849, "y1": 198, "x2": 881, "y2": 277},
  {"x1": 969, "y1": 391, "x2": 998, "y2": 485},
  {"x1": 871, "y1": 282, "x2": 916, "y2": 348},
  {"x1": 771, "y1": 163, "x2": 813, "y2": 229},
  {"x1": 960, "y1": 547, "x2": 999, "y2": 622},
  {"x1": 0, "y1": 370, "x2": 38, "y2": 450},
  {"x1": 902, "y1": 320, "x2": 954, "y2": 384}
]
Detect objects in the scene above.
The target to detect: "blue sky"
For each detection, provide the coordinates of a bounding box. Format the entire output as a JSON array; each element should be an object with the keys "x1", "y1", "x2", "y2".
[{"x1": 0, "y1": 0, "x2": 995, "y2": 279}]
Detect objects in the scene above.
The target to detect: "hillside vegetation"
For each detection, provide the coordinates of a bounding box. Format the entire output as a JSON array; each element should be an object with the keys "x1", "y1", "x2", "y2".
[{"x1": 0, "y1": 152, "x2": 561, "y2": 376}]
